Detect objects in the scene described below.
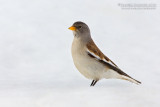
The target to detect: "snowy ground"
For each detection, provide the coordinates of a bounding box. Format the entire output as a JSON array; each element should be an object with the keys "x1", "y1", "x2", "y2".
[{"x1": 0, "y1": 0, "x2": 160, "y2": 107}]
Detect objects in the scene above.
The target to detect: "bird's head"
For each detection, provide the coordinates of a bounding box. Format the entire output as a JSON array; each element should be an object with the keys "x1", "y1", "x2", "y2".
[{"x1": 69, "y1": 21, "x2": 91, "y2": 38}]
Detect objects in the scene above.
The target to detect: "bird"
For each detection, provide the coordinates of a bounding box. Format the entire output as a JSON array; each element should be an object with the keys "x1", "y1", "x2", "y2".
[{"x1": 68, "y1": 21, "x2": 141, "y2": 86}]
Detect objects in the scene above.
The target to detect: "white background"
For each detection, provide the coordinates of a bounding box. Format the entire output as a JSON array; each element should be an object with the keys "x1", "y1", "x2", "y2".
[{"x1": 0, "y1": 0, "x2": 160, "y2": 107}]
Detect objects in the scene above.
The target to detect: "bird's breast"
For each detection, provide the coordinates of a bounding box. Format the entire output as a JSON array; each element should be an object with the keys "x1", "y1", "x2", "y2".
[{"x1": 71, "y1": 38, "x2": 106, "y2": 79}]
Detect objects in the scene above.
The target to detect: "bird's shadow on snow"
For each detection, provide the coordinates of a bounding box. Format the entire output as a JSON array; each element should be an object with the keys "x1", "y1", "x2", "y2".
[{"x1": 60, "y1": 78, "x2": 139, "y2": 90}]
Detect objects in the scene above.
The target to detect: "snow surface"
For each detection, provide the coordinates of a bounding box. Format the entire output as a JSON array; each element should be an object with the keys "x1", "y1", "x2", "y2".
[{"x1": 0, "y1": 0, "x2": 160, "y2": 107}]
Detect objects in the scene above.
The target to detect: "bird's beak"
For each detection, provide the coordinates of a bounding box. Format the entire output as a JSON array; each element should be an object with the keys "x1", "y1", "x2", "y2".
[{"x1": 68, "y1": 26, "x2": 76, "y2": 31}]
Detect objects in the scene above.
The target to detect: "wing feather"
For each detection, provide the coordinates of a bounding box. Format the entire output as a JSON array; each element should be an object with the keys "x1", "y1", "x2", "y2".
[
  {"x1": 86, "y1": 39, "x2": 118, "y2": 68},
  {"x1": 86, "y1": 40, "x2": 141, "y2": 84}
]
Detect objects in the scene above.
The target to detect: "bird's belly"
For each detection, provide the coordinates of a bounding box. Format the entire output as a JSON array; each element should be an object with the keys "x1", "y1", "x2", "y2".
[
  {"x1": 71, "y1": 38, "x2": 106, "y2": 80},
  {"x1": 72, "y1": 52, "x2": 106, "y2": 80}
]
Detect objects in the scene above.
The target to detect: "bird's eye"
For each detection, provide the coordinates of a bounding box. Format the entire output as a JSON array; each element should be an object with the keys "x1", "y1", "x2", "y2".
[{"x1": 77, "y1": 26, "x2": 82, "y2": 29}]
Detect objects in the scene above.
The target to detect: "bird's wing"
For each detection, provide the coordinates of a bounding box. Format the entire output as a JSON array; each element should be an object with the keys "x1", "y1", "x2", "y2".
[
  {"x1": 86, "y1": 40, "x2": 132, "y2": 77},
  {"x1": 86, "y1": 40, "x2": 141, "y2": 84},
  {"x1": 86, "y1": 39, "x2": 119, "y2": 68}
]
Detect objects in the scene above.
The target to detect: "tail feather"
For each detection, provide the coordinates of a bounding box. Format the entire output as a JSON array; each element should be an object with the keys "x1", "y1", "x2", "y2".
[{"x1": 121, "y1": 75, "x2": 141, "y2": 85}]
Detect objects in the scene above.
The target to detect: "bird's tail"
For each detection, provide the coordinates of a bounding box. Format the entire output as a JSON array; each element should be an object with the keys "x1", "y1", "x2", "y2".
[{"x1": 121, "y1": 75, "x2": 141, "y2": 85}]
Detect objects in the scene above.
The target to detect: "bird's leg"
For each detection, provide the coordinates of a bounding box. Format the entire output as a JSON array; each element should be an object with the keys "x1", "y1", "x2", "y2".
[
  {"x1": 90, "y1": 80, "x2": 95, "y2": 86},
  {"x1": 92, "y1": 80, "x2": 98, "y2": 86},
  {"x1": 90, "y1": 80, "x2": 98, "y2": 86}
]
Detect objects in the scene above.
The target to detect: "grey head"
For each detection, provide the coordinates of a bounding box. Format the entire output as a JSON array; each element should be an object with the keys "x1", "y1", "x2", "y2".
[{"x1": 69, "y1": 21, "x2": 91, "y2": 40}]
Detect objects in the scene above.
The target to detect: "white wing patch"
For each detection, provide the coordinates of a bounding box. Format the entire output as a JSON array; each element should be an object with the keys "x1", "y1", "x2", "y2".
[
  {"x1": 102, "y1": 58, "x2": 117, "y2": 68},
  {"x1": 87, "y1": 49, "x2": 117, "y2": 68},
  {"x1": 87, "y1": 49, "x2": 101, "y2": 60}
]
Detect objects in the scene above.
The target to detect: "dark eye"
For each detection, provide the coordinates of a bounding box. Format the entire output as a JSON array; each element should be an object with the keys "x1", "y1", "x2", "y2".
[{"x1": 77, "y1": 26, "x2": 82, "y2": 29}]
